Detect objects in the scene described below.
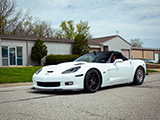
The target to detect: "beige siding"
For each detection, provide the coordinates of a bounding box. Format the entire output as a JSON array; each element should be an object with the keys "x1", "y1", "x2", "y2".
[
  {"x1": 132, "y1": 50, "x2": 142, "y2": 58},
  {"x1": 121, "y1": 49, "x2": 130, "y2": 58},
  {"x1": 89, "y1": 45, "x2": 101, "y2": 53},
  {"x1": 89, "y1": 48, "x2": 100, "y2": 53},
  {"x1": 132, "y1": 49, "x2": 160, "y2": 62},
  {"x1": 144, "y1": 50, "x2": 154, "y2": 59}
]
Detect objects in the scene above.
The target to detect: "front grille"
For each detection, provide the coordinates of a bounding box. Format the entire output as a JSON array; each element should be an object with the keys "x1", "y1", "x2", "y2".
[{"x1": 37, "y1": 82, "x2": 60, "y2": 87}]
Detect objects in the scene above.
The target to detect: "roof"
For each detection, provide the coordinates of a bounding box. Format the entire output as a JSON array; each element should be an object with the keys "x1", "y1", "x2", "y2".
[
  {"x1": 0, "y1": 34, "x2": 131, "y2": 46},
  {"x1": 88, "y1": 35, "x2": 131, "y2": 46},
  {"x1": 88, "y1": 35, "x2": 117, "y2": 45},
  {"x1": 0, "y1": 34, "x2": 73, "y2": 44},
  {"x1": 132, "y1": 47, "x2": 160, "y2": 51}
]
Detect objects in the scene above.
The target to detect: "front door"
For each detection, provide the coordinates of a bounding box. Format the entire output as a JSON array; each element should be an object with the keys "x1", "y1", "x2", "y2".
[
  {"x1": 155, "y1": 53, "x2": 159, "y2": 63},
  {"x1": 9, "y1": 47, "x2": 16, "y2": 66},
  {"x1": 108, "y1": 60, "x2": 132, "y2": 84}
]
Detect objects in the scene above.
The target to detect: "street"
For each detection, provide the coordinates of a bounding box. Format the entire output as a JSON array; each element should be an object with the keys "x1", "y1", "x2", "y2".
[{"x1": 0, "y1": 74, "x2": 160, "y2": 120}]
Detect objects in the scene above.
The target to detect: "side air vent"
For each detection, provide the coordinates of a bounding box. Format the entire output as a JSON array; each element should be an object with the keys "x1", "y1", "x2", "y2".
[{"x1": 74, "y1": 63, "x2": 85, "y2": 66}]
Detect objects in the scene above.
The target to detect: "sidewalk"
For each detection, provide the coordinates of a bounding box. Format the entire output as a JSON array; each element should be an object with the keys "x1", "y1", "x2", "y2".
[
  {"x1": 0, "y1": 82, "x2": 32, "y2": 88},
  {"x1": 150, "y1": 69, "x2": 160, "y2": 72}
]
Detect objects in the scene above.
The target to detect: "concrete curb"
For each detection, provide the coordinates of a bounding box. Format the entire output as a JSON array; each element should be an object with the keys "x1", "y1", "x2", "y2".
[{"x1": 0, "y1": 82, "x2": 32, "y2": 88}]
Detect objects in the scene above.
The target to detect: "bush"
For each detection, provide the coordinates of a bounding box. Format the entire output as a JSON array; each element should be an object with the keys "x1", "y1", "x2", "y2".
[
  {"x1": 31, "y1": 38, "x2": 47, "y2": 65},
  {"x1": 45, "y1": 54, "x2": 80, "y2": 65}
]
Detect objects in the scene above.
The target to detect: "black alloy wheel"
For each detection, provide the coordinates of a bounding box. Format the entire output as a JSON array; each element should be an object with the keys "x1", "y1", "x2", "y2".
[
  {"x1": 84, "y1": 69, "x2": 101, "y2": 93},
  {"x1": 133, "y1": 66, "x2": 145, "y2": 85}
]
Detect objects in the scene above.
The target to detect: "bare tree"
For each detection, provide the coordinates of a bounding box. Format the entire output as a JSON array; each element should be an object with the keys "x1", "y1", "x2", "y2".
[
  {"x1": 0, "y1": 0, "x2": 25, "y2": 34},
  {"x1": 23, "y1": 17, "x2": 54, "y2": 38},
  {"x1": 0, "y1": 0, "x2": 54, "y2": 38},
  {"x1": 130, "y1": 38, "x2": 143, "y2": 47},
  {"x1": 32, "y1": 19, "x2": 54, "y2": 38}
]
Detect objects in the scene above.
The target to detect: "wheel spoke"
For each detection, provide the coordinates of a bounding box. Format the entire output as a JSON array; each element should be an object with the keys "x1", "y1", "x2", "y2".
[
  {"x1": 133, "y1": 67, "x2": 144, "y2": 85},
  {"x1": 137, "y1": 69, "x2": 143, "y2": 82},
  {"x1": 85, "y1": 70, "x2": 101, "y2": 92},
  {"x1": 88, "y1": 72, "x2": 99, "y2": 90}
]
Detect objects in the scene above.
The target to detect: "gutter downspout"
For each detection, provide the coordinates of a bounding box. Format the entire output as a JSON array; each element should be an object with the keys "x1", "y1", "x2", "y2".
[
  {"x1": 26, "y1": 40, "x2": 29, "y2": 66},
  {"x1": 142, "y1": 50, "x2": 144, "y2": 59}
]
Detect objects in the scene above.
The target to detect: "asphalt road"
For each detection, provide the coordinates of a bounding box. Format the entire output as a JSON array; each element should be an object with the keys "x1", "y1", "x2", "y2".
[{"x1": 0, "y1": 74, "x2": 160, "y2": 120}]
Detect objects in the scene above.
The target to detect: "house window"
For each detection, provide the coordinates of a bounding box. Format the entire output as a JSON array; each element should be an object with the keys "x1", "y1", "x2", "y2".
[
  {"x1": 2, "y1": 46, "x2": 8, "y2": 66},
  {"x1": 104, "y1": 46, "x2": 108, "y2": 51},
  {"x1": 17, "y1": 47, "x2": 23, "y2": 65},
  {"x1": 9, "y1": 47, "x2": 16, "y2": 65},
  {"x1": 1, "y1": 46, "x2": 23, "y2": 66}
]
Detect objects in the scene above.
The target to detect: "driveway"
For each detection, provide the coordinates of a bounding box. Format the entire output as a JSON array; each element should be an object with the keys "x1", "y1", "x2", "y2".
[{"x1": 0, "y1": 74, "x2": 160, "y2": 120}]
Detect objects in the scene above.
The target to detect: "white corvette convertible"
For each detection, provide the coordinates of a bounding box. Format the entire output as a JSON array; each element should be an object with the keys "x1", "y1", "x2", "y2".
[{"x1": 32, "y1": 51, "x2": 146, "y2": 93}]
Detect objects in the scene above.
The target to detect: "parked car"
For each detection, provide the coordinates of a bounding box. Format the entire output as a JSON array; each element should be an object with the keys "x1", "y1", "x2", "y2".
[
  {"x1": 141, "y1": 58, "x2": 156, "y2": 63},
  {"x1": 32, "y1": 51, "x2": 146, "y2": 93}
]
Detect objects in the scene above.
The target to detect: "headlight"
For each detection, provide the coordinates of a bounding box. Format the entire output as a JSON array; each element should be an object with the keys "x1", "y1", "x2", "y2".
[
  {"x1": 62, "y1": 66, "x2": 81, "y2": 74},
  {"x1": 35, "y1": 68, "x2": 42, "y2": 74}
]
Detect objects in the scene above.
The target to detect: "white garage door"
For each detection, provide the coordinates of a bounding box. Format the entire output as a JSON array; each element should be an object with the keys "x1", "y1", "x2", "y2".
[
  {"x1": 121, "y1": 49, "x2": 130, "y2": 58},
  {"x1": 155, "y1": 53, "x2": 159, "y2": 63}
]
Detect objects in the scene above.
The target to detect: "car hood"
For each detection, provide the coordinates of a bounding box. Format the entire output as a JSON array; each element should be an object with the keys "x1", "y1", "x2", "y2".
[{"x1": 39, "y1": 62, "x2": 87, "y2": 74}]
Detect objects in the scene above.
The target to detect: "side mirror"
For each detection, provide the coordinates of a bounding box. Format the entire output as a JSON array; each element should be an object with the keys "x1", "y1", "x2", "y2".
[{"x1": 113, "y1": 59, "x2": 123, "y2": 65}]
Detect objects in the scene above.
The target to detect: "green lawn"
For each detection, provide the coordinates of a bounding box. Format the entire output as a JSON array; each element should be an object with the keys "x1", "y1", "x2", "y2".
[{"x1": 0, "y1": 66, "x2": 42, "y2": 83}]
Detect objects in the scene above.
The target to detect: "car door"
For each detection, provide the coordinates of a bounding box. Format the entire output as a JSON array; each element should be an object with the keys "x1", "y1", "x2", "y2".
[{"x1": 108, "y1": 54, "x2": 132, "y2": 85}]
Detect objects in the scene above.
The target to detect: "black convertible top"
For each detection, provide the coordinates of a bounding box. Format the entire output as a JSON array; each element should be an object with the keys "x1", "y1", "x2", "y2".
[
  {"x1": 92, "y1": 51, "x2": 123, "y2": 55},
  {"x1": 91, "y1": 51, "x2": 128, "y2": 63},
  {"x1": 75, "y1": 51, "x2": 128, "y2": 63}
]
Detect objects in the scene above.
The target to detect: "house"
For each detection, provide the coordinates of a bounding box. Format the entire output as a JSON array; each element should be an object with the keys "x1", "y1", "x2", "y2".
[
  {"x1": 0, "y1": 34, "x2": 131, "y2": 67},
  {"x1": 0, "y1": 34, "x2": 72, "y2": 67},
  {"x1": 88, "y1": 35, "x2": 132, "y2": 58},
  {"x1": 132, "y1": 47, "x2": 160, "y2": 63}
]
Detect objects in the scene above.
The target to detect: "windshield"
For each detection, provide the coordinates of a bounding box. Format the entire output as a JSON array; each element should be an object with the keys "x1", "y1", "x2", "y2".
[{"x1": 74, "y1": 53, "x2": 110, "y2": 63}]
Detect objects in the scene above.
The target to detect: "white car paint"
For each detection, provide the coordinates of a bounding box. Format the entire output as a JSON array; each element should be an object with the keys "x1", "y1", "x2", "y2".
[{"x1": 32, "y1": 58, "x2": 146, "y2": 91}]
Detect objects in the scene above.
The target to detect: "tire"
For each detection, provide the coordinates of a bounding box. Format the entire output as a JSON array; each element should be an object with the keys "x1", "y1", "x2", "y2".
[
  {"x1": 133, "y1": 66, "x2": 145, "y2": 85},
  {"x1": 84, "y1": 69, "x2": 101, "y2": 93}
]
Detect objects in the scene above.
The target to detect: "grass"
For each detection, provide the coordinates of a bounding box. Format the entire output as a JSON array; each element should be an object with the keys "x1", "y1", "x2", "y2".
[
  {"x1": 0, "y1": 66, "x2": 42, "y2": 83},
  {"x1": 146, "y1": 69, "x2": 159, "y2": 74}
]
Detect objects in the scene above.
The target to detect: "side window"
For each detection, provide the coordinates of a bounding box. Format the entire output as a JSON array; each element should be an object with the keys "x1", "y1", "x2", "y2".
[
  {"x1": 111, "y1": 54, "x2": 124, "y2": 63},
  {"x1": 116, "y1": 54, "x2": 124, "y2": 60},
  {"x1": 111, "y1": 54, "x2": 117, "y2": 63},
  {"x1": 110, "y1": 53, "x2": 128, "y2": 63}
]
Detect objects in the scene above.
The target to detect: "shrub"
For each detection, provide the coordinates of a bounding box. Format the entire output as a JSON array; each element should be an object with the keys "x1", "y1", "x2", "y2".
[
  {"x1": 31, "y1": 38, "x2": 47, "y2": 65},
  {"x1": 45, "y1": 54, "x2": 80, "y2": 65}
]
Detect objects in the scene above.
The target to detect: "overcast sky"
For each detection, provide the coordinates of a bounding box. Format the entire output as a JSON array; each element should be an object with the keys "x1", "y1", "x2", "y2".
[{"x1": 16, "y1": 0, "x2": 160, "y2": 48}]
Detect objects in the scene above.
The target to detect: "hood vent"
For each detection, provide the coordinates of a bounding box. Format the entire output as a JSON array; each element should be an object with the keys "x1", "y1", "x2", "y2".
[{"x1": 47, "y1": 71, "x2": 54, "y2": 73}]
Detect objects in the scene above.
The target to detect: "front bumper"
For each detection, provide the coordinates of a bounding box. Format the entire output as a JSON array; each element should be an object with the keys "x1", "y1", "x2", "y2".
[{"x1": 32, "y1": 74, "x2": 84, "y2": 90}]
